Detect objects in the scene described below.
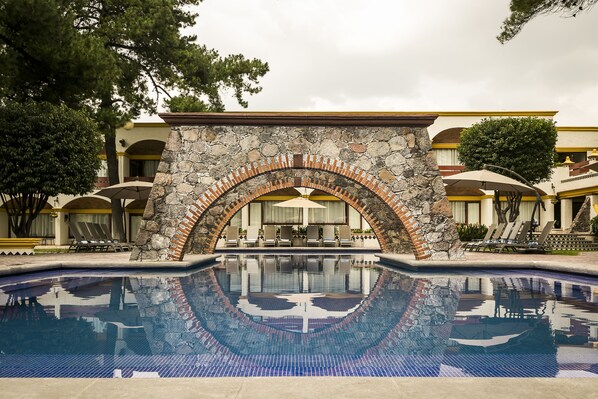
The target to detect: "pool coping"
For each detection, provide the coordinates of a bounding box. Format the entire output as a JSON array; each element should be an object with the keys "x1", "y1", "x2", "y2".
[
  {"x1": 0, "y1": 254, "x2": 220, "y2": 277},
  {"x1": 376, "y1": 253, "x2": 598, "y2": 277}
]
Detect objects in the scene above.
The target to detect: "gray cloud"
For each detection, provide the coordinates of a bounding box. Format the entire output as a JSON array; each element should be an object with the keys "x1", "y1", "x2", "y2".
[{"x1": 154, "y1": 0, "x2": 598, "y2": 125}]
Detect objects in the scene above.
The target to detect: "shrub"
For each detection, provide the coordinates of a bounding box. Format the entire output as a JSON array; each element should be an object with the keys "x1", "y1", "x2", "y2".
[{"x1": 457, "y1": 224, "x2": 488, "y2": 242}]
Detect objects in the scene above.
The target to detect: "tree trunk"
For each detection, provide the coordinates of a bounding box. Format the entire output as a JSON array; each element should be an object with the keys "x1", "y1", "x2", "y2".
[
  {"x1": 1, "y1": 193, "x2": 48, "y2": 237},
  {"x1": 507, "y1": 192, "x2": 522, "y2": 223},
  {"x1": 104, "y1": 131, "x2": 126, "y2": 241},
  {"x1": 493, "y1": 191, "x2": 508, "y2": 224}
]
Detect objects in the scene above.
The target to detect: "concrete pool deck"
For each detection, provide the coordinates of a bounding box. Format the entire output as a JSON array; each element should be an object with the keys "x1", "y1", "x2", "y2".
[
  {"x1": 1, "y1": 248, "x2": 597, "y2": 277},
  {"x1": 0, "y1": 376, "x2": 596, "y2": 399},
  {"x1": 0, "y1": 250, "x2": 597, "y2": 398}
]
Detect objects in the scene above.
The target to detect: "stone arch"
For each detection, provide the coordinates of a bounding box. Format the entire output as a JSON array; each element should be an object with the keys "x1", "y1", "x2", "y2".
[
  {"x1": 186, "y1": 173, "x2": 411, "y2": 256},
  {"x1": 132, "y1": 113, "x2": 463, "y2": 262},
  {"x1": 169, "y1": 156, "x2": 426, "y2": 259}
]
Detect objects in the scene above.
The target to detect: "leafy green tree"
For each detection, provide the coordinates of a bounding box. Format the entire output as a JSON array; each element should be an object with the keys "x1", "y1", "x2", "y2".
[
  {"x1": 498, "y1": 0, "x2": 597, "y2": 43},
  {"x1": 457, "y1": 117, "x2": 557, "y2": 223},
  {"x1": 0, "y1": 101, "x2": 102, "y2": 237},
  {"x1": 0, "y1": 0, "x2": 269, "y2": 239}
]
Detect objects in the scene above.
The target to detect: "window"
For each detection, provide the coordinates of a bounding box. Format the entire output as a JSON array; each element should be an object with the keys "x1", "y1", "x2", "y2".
[
  {"x1": 308, "y1": 201, "x2": 347, "y2": 224},
  {"x1": 433, "y1": 149, "x2": 460, "y2": 166},
  {"x1": 451, "y1": 201, "x2": 480, "y2": 225},
  {"x1": 262, "y1": 201, "x2": 303, "y2": 224},
  {"x1": 97, "y1": 160, "x2": 108, "y2": 177},
  {"x1": 130, "y1": 159, "x2": 160, "y2": 178},
  {"x1": 493, "y1": 201, "x2": 541, "y2": 224},
  {"x1": 11, "y1": 213, "x2": 55, "y2": 238}
]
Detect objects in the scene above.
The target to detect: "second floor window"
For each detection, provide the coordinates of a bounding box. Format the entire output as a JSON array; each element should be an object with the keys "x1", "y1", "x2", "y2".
[
  {"x1": 433, "y1": 149, "x2": 460, "y2": 166},
  {"x1": 130, "y1": 159, "x2": 160, "y2": 177}
]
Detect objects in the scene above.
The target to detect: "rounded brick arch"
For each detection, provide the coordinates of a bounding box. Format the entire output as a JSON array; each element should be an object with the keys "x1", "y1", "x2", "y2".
[
  {"x1": 167, "y1": 154, "x2": 431, "y2": 260},
  {"x1": 203, "y1": 178, "x2": 389, "y2": 254}
]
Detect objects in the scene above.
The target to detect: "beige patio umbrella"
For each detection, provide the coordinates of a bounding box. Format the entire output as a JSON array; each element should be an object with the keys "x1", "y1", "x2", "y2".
[
  {"x1": 273, "y1": 187, "x2": 326, "y2": 209},
  {"x1": 94, "y1": 181, "x2": 153, "y2": 241},
  {"x1": 94, "y1": 181, "x2": 153, "y2": 200},
  {"x1": 443, "y1": 170, "x2": 534, "y2": 193}
]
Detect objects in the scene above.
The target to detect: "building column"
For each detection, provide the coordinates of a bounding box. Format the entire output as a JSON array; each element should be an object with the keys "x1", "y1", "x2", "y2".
[
  {"x1": 361, "y1": 267, "x2": 371, "y2": 296},
  {"x1": 480, "y1": 196, "x2": 494, "y2": 226},
  {"x1": 117, "y1": 152, "x2": 128, "y2": 183},
  {"x1": 241, "y1": 267, "x2": 248, "y2": 298},
  {"x1": 241, "y1": 205, "x2": 249, "y2": 230},
  {"x1": 541, "y1": 198, "x2": 555, "y2": 225},
  {"x1": 481, "y1": 278, "x2": 494, "y2": 296},
  {"x1": 302, "y1": 270, "x2": 309, "y2": 293},
  {"x1": 54, "y1": 211, "x2": 70, "y2": 245},
  {"x1": 560, "y1": 198, "x2": 573, "y2": 230}
]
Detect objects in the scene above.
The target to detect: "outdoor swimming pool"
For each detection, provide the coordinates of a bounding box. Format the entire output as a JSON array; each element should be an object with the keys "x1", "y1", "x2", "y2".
[{"x1": 0, "y1": 254, "x2": 596, "y2": 378}]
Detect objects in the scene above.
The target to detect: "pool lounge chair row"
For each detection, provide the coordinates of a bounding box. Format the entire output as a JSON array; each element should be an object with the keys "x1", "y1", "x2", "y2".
[
  {"x1": 68, "y1": 221, "x2": 131, "y2": 252},
  {"x1": 464, "y1": 221, "x2": 554, "y2": 253},
  {"x1": 224, "y1": 225, "x2": 354, "y2": 247}
]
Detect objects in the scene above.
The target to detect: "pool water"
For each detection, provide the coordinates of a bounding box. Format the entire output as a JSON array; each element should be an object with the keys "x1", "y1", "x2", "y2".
[{"x1": 0, "y1": 254, "x2": 597, "y2": 378}]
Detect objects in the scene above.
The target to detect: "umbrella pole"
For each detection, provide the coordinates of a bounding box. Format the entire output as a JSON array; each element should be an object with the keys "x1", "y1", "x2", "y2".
[
  {"x1": 122, "y1": 199, "x2": 127, "y2": 242},
  {"x1": 483, "y1": 164, "x2": 544, "y2": 240}
]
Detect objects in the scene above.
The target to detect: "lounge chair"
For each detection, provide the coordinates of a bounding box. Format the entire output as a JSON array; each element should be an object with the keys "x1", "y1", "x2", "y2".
[
  {"x1": 494, "y1": 221, "x2": 532, "y2": 253},
  {"x1": 98, "y1": 223, "x2": 132, "y2": 251},
  {"x1": 278, "y1": 225, "x2": 292, "y2": 247},
  {"x1": 225, "y1": 225, "x2": 239, "y2": 247},
  {"x1": 89, "y1": 222, "x2": 130, "y2": 251},
  {"x1": 225, "y1": 255, "x2": 239, "y2": 274},
  {"x1": 279, "y1": 255, "x2": 293, "y2": 272},
  {"x1": 263, "y1": 225, "x2": 277, "y2": 247},
  {"x1": 515, "y1": 220, "x2": 555, "y2": 253},
  {"x1": 463, "y1": 223, "x2": 496, "y2": 251},
  {"x1": 322, "y1": 225, "x2": 337, "y2": 247},
  {"x1": 264, "y1": 256, "x2": 277, "y2": 273},
  {"x1": 244, "y1": 226, "x2": 259, "y2": 247},
  {"x1": 77, "y1": 222, "x2": 120, "y2": 252},
  {"x1": 306, "y1": 255, "x2": 320, "y2": 272},
  {"x1": 338, "y1": 255, "x2": 352, "y2": 274},
  {"x1": 465, "y1": 223, "x2": 503, "y2": 252},
  {"x1": 246, "y1": 257, "x2": 259, "y2": 274},
  {"x1": 338, "y1": 225, "x2": 353, "y2": 247},
  {"x1": 67, "y1": 220, "x2": 94, "y2": 252},
  {"x1": 306, "y1": 225, "x2": 321, "y2": 247},
  {"x1": 323, "y1": 256, "x2": 336, "y2": 274},
  {"x1": 475, "y1": 222, "x2": 513, "y2": 252}
]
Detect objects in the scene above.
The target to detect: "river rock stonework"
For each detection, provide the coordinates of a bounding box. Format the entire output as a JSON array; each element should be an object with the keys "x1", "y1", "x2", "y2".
[{"x1": 131, "y1": 113, "x2": 463, "y2": 261}]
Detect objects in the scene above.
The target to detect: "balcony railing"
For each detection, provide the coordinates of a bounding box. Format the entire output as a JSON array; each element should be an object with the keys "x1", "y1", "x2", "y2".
[
  {"x1": 94, "y1": 177, "x2": 110, "y2": 188},
  {"x1": 438, "y1": 165, "x2": 465, "y2": 176},
  {"x1": 567, "y1": 160, "x2": 591, "y2": 177}
]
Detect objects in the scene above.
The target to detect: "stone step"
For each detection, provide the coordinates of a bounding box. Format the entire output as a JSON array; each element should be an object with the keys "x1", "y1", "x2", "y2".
[{"x1": 543, "y1": 234, "x2": 598, "y2": 251}]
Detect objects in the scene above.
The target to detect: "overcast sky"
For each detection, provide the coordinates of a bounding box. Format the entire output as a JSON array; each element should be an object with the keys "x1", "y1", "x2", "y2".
[{"x1": 146, "y1": 0, "x2": 598, "y2": 126}]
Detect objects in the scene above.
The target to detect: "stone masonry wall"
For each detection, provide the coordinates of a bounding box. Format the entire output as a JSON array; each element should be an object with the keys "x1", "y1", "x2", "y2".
[{"x1": 132, "y1": 114, "x2": 463, "y2": 261}]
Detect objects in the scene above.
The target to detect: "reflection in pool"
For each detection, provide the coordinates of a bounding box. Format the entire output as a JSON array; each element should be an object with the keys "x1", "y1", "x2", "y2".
[{"x1": 0, "y1": 254, "x2": 597, "y2": 378}]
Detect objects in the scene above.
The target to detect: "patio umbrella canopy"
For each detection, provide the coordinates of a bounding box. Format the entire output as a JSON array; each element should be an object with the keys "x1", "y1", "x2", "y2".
[
  {"x1": 95, "y1": 181, "x2": 153, "y2": 200},
  {"x1": 273, "y1": 196, "x2": 326, "y2": 209},
  {"x1": 443, "y1": 170, "x2": 534, "y2": 193},
  {"x1": 273, "y1": 187, "x2": 326, "y2": 209}
]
